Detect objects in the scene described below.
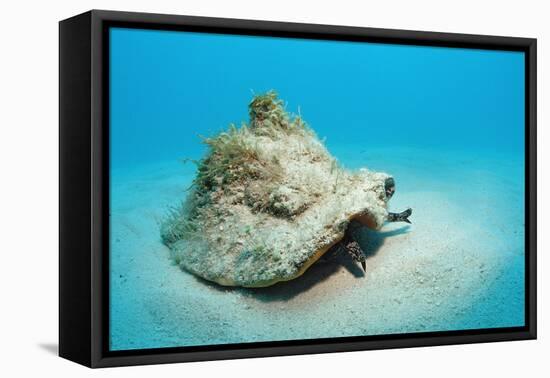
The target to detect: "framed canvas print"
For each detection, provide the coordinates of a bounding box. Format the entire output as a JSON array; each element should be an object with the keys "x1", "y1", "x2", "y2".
[{"x1": 59, "y1": 10, "x2": 537, "y2": 368}]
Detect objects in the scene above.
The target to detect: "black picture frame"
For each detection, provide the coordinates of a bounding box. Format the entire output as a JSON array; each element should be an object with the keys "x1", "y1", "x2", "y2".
[{"x1": 59, "y1": 9, "x2": 537, "y2": 368}]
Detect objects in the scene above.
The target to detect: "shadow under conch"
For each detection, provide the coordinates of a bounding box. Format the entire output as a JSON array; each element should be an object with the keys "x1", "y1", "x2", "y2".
[
  {"x1": 195, "y1": 223, "x2": 411, "y2": 303},
  {"x1": 354, "y1": 224, "x2": 411, "y2": 260}
]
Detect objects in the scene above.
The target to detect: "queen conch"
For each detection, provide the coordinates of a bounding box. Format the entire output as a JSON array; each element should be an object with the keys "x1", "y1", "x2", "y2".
[{"x1": 161, "y1": 92, "x2": 411, "y2": 287}]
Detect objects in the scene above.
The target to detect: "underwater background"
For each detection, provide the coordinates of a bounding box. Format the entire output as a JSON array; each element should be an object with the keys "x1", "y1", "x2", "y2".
[{"x1": 109, "y1": 27, "x2": 525, "y2": 351}]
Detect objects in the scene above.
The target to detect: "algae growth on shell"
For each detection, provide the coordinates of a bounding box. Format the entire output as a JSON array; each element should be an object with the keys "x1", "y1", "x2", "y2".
[{"x1": 161, "y1": 92, "x2": 406, "y2": 287}]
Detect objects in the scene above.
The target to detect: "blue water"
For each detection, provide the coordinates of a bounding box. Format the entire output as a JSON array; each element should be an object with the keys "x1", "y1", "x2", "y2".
[{"x1": 109, "y1": 27, "x2": 525, "y2": 351}]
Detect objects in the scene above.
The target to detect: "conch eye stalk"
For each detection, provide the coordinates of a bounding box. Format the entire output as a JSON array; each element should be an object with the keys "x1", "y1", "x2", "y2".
[
  {"x1": 384, "y1": 177, "x2": 395, "y2": 200},
  {"x1": 161, "y1": 91, "x2": 412, "y2": 288}
]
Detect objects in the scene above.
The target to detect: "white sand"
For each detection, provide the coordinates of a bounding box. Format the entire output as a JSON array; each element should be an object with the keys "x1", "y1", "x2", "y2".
[{"x1": 109, "y1": 146, "x2": 525, "y2": 350}]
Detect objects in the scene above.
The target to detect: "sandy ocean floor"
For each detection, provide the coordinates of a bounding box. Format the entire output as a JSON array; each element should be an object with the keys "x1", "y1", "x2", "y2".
[{"x1": 109, "y1": 146, "x2": 525, "y2": 351}]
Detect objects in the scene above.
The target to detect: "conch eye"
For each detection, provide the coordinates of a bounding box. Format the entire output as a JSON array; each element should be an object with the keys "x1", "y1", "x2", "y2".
[{"x1": 384, "y1": 177, "x2": 395, "y2": 200}]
